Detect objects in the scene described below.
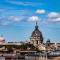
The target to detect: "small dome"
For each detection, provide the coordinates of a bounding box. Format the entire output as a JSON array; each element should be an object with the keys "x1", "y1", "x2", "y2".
[
  {"x1": 46, "y1": 39, "x2": 50, "y2": 43},
  {"x1": 31, "y1": 22, "x2": 43, "y2": 43}
]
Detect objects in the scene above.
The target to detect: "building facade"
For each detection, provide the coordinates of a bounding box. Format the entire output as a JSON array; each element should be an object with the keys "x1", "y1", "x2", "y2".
[{"x1": 30, "y1": 22, "x2": 43, "y2": 47}]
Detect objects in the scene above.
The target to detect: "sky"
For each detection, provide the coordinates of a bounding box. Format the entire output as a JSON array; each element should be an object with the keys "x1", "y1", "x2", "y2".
[{"x1": 0, "y1": 0, "x2": 60, "y2": 43}]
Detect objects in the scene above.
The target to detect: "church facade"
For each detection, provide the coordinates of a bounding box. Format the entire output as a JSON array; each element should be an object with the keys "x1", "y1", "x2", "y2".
[{"x1": 30, "y1": 22, "x2": 44, "y2": 48}]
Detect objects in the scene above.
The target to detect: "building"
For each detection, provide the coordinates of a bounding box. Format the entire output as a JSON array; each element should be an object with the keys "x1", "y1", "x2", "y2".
[
  {"x1": 0, "y1": 22, "x2": 60, "y2": 51},
  {"x1": 30, "y1": 22, "x2": 43, "y2": 47},
  {"x1": 0, "y1": 35, "x2": 5, "y2": 44},
  {"x1": 0, "y1": 35, "x2": 5, "y2": 51}
]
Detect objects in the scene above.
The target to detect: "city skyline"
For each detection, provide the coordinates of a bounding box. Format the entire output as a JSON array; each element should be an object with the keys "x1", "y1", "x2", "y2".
[{"x1": 0, "y1": 0, "x2": 60, "y2": 43}]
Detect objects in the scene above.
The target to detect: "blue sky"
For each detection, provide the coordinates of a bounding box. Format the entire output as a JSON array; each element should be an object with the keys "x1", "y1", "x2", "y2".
[{"x1": 0, "y1": 0, "x2": 60, "y2": 43}]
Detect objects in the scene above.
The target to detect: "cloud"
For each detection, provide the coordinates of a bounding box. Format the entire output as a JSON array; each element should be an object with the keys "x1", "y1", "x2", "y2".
[
  {"x1": 48, "y1": 18, "x2": 60, "y2": 22},
  {"x1": 28, "y1": 16, "x2": 39, "y2": 22},
  {"x1": 48, "y1": 12, "x2": 60, "y2": 18},
  {"x1": 55, "y1": 18, "x2": 60, "y2": 22},
  {"x1": 0, "y1": 15, "x2": 25, "y2": 26},
  {"x1": 47, "y1": 12, "x2": 60, "y2": 23},
  {"x1": 8, "y1": 16, "x2": 21, "y2": 22},
  {"x1": 36, "y1": 9, "x2": 45, "y2": 14},
  {"x1": 6, "y1": 0, "x2": 43, "y2": 6},
  {"x1": 0, "y1": 16, "x2": 10, "y2": 25}
]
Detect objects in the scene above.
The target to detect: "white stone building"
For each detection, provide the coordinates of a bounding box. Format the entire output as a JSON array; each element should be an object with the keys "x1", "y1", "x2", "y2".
[
  {"x1": 30, "y1": 22, "x2": 45, "y2": 50},
  {"x1": 0, "y1": 35, "x2": 5, "y2": 44}
]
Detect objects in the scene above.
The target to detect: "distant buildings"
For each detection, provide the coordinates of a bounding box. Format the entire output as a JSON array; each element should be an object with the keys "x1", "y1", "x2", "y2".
[{"x1": 0, "y1": 22, "x2": 60, "y2": 51}]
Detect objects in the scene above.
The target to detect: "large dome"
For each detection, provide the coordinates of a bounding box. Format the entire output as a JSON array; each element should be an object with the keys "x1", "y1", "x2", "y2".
[
  {"x1": 31, "y1": 28, "x2": 42, "y2": 37},
  {"x1": 31, "y1": 22, "x2": 43, "y2": 43}
]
